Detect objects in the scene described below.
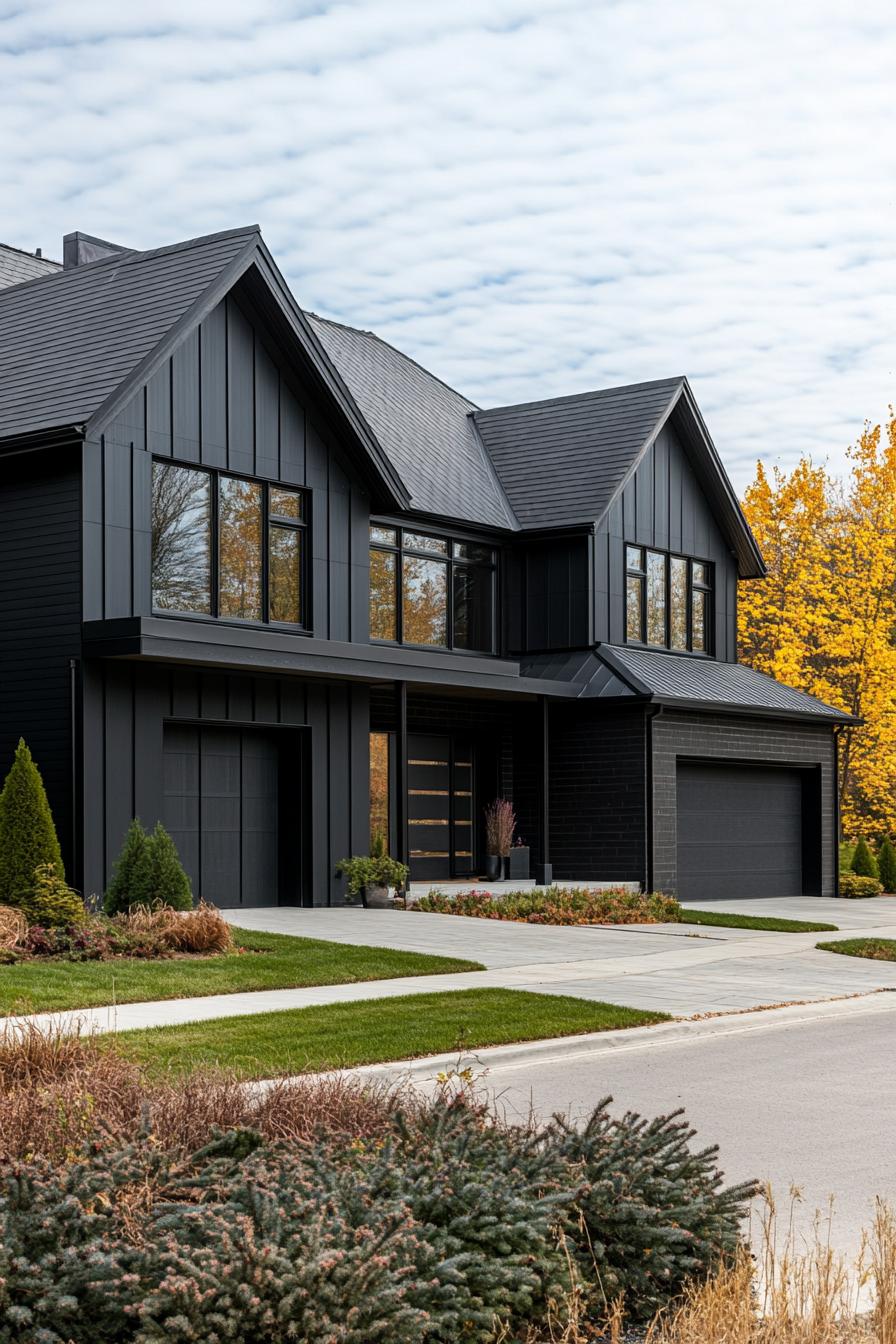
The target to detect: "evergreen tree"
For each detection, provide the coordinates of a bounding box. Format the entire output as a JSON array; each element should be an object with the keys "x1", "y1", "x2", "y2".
[
  {"x1": 103, "y1": 819, "x2": 153, "y2": 915},
  {"x1": 850, "y1": 836, "x2": 878, "y2": 879},
  {"x1": 146, "y1": 821, "x2": 193, "y2": 910},
  {"x1": 878, "y1": 837, "x2": 896, "y2": 893},
  {"x1": 0, "y1": 739, "x2": 64, "y2": 908}
]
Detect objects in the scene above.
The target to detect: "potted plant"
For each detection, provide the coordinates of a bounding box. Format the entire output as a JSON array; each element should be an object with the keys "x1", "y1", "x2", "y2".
[
  {"x1": 508, "y1": 835, "x2": 530, "y2": 881},
  {"x1": 336, "y1": 835, "x2": 409, "y2": 909},
  {"x1": 484, "y1": 798, "x2": 515, "y2": 881}
]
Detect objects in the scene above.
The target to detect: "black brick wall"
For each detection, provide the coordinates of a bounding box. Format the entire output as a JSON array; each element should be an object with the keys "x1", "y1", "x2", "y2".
[
  {"x1": 548, "y1": 705, "x2": 647, "y2": 883},
  {"x1": 651, "y1": 712, "x2": 837, "y2": 896}
]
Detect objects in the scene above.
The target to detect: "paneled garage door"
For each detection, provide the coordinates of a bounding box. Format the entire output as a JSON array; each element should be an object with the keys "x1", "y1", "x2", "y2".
[
  {"x1": 162, "y1": 725, "x2": 279, "y2": 908},
  {"x1": 676, "y1": 762, "x2": 804, "y2": 901}
]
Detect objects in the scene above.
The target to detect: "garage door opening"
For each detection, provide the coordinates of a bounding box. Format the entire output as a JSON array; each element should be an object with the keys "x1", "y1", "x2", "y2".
[
  {"x1": 675, "y1": 761, "x2": 821, "y2": 901},
  {"x1": 162, "y1": 724, "x2": 305, "y2": 908}
]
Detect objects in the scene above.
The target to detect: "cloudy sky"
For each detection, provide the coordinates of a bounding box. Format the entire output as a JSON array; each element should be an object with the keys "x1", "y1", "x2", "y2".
[{"x1": 2, "y1": 0, "x2": 894, "y2": 489}]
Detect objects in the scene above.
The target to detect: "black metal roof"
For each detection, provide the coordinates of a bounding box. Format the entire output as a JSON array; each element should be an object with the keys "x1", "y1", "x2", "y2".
[
  {"x1": 520, "y1": 648, "x2": 635, "y2": 699},
  {"x1": 0, "y1": 227, "x2": 259, "y2": 441},
  {"x1": 307, "y1": 315, "x2": 517, "y2": 530},
  {"x1": 0, "y1": 243, "x2": 61, "y2": 290},
  {"x1": 474, "y1": 379, "x2": 683, "y2": 529},
  {"x1": 598, "y1": 644, "x2": 856, "y2": 723}
]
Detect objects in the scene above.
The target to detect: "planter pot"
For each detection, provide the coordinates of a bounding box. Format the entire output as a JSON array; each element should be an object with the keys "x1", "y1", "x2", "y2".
[
  {"x1": 508, "y1": 846, "x2": 530, "y2": 881},
  {"x1": 363, "y1": 883, "x2": 392, "y2": 909},
  {"x1": 484, "y1": 853, "x2": 502, "y2": 881}
]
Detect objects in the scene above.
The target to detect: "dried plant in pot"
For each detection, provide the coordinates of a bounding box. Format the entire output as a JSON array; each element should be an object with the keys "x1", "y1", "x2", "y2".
[{"x1": 484, "y1": 798, "x2": 516, "y2": 880}]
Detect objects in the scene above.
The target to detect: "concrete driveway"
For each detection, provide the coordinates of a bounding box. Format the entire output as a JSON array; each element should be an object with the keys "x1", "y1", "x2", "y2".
[{"x1": 229, "y1": 896, "x2": 896, "y2": 1017}]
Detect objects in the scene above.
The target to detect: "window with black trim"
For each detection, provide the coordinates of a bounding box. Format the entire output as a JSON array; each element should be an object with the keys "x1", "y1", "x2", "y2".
[
  {"x1": 625, "y1": 545, "x2": 712, "y2": 653},
  {"x1": 151, "y1": 461, "x2": 308, "y2": 628},
  {"x1": 369, "y1": 525, "x2": 496, "y2": 652}
]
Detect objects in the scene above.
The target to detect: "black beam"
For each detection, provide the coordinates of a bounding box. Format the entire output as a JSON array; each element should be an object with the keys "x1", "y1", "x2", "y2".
[{"x1": 395, "y1": 681, "x2": 408, "y2": 868}]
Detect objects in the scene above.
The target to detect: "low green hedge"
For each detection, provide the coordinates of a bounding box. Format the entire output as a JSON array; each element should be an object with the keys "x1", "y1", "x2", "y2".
[
  {"x1": 838, "y1": 873, "x2": 882, "y2": 898},
  {"x1": 0, "y1": 1089, "x2": 755, "y2": 1338}
]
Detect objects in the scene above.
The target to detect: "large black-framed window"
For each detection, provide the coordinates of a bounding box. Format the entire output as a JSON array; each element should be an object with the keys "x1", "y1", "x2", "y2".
[
  {"x1": 625, "y1": 545, "x2": 712, "y2": 654},
  {"x1": 151, "y1": 461, "x2": 309, "y2": 628},
  {"x1": 369, "y1": 524, "x2": 496, "y2": 653}
]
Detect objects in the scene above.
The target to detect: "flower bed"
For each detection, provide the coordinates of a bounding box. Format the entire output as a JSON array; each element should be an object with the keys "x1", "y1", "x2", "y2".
[
  {"x1": 415, "y1": 885, "x2": 682, "y2": 925},
  {"x1": 0, "y1": 1025, "x2": 754, "y2": 1340},
  {"x1": 0, "y1": 900, "x2": 234, "y2": 964}
]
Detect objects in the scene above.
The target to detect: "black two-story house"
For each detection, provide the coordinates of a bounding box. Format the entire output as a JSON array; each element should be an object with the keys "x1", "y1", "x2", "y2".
[{"x1": 0, "y1": 228, "x2": 852, "y2": 908}]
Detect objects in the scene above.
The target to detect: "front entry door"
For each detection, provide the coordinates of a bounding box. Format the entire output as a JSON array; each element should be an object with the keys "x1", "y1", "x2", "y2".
[{"x1": 407, "y1": 733, "x2": 474, "y2": 883}]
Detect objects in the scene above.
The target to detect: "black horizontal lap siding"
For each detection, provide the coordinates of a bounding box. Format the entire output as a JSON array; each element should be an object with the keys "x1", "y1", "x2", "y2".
[
  {"x1": 595, "y1": 424, "x2": 738, "y2": 660},
  {"x1": 81, "y1": 662, "x2": 369, "y2": 906},
  {"x1": 89, "y1": 278, "x2": 370, "y2": 646},
  {"x1": 0, "y1": 448, "x2": 81, "y2": 875},
  {"x1": 651, "y1": 712, "x2": 836, "y2": 897}
]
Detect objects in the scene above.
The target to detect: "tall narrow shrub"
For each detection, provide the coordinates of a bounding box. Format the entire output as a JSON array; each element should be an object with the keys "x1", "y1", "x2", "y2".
[
  {"x1": 103, "y1": 819, "x2": 153, "y2": 915},
  {"x1": 850, "y1": 837, "x2": 878, "y2": 879},
  {"x1": 146, "y1": 822, "x2": 193, "y2": 910},
  {"x1": 0, "y1": 739, "x2": 64, "y2": 908},
  {"x1": 878, "y1": 837, "x2": 896, "y2": 893}
]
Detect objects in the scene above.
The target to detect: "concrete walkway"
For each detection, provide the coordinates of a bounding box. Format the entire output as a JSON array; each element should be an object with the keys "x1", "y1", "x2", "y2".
[{"x1": 11, "y1": 896, "x2": 896, "y2": 1037}]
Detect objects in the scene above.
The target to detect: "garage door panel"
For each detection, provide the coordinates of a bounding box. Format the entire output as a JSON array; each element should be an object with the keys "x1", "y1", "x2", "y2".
[{"x1": 676, "y1": 763, "x2": 804, "y2": 901}]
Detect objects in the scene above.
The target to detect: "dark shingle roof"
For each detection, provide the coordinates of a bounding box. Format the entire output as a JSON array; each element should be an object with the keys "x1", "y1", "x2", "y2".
[
  {"x1": 0, "y1": 227, "x2": 259, "y2": 441},
  {"x1": 520, "y1": 648, "x2": 634, "y2": 699},
  {"x1": 599, "y1": 644, "x2": 856, "y2": 722},
  {"x1": 473, "y1": 379, "x2": 683, "y2": 530},
  {"x1": 0, "y1": 243, "x2": 61, "y2": 290},
  {"x1": 307, "y1": 315, "x2": 517, "y2": 530}
]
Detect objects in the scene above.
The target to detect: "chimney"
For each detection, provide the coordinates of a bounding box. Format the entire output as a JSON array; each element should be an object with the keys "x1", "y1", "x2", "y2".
[{"x1": 63, "y1": 231, "x2": 129, "y2": 269}]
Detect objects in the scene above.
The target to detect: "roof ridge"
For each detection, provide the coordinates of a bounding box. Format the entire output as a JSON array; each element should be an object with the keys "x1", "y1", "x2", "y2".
[
  {"x1": 307, "y1": 310, "x2": 480, "y2": 412},
  {"x1": 477, "y1": 376, "x2": 687, "y2": 419},
  {"x1": 0, "y1": 241, "x2": 61, "y2": 267}
]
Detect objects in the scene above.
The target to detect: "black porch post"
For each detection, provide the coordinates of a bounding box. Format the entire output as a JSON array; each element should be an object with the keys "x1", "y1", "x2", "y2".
[
  {"x1": 536, "y1": 695, "x2": 552, "y2": 886},
  {"x1": 395, "y1": 680, "x2": 408, "y2": 868}
]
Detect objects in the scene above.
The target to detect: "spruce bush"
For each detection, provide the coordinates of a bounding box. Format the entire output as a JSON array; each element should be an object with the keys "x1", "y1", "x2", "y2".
[
  {"x1": 850, "y1": 837, "x2": 878, "y2": 879},
  {"x1": 877, "y1": 838, "x2": 896, "y2": 893},
  {"x1": 145, "y1": 822, "x2": 193, "y2": 911},
  {"x1": 20, "y1": 862, "x2": 85, "y2": 928},
  {"x1": 0, "y1": 738, "x2": 64, "y2": 910},
  {"x1": 104, "y1": 819, "x2": 153, "y2": 915}
]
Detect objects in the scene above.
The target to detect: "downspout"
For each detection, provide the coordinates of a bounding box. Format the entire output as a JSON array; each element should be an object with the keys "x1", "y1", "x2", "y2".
[
  {"x1": 644, "y1": 704, "x2": 663, "y2": 892},
  {"x1": 832, "y1": 725, "x2": 843, "y2": 898}
]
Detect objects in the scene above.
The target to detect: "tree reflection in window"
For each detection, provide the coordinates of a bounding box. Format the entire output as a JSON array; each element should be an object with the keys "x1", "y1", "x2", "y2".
[
  {"x1": 151, "y1": 463, "x2": 211, "y2": 613},
  {"x1": 269, "y1": 526, "x2": 301, "y2": 624},
  {"x1": 403, "y1": 554, "x2": 448, "y2": 646},
  {"x1": 219, "y1": 477, "x2": 263, "y2": 620},
  {"x1": 670, "y1": 556, "x2": 688, "y2": 650},
  {"x1": 369, "y1": 548, "x2": 397, "y2": 639},
  {"x1": 646, "y1": 551, "x2": 666, "y2": 645}
]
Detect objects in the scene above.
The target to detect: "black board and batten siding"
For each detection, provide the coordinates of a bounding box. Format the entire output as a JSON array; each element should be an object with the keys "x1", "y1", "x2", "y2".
[
  {"x1": 84, "y1": 283, "x2": 371, "y2": 645},
  {"x1": 81, "y1": 661, "x2": 369, "y2": 906},
  {"x1": 0, "y1": 449, "x2": 81, "y2": 874},
  {"x1": 595, "y1": 424, "x2": 739, "y2": 660}
]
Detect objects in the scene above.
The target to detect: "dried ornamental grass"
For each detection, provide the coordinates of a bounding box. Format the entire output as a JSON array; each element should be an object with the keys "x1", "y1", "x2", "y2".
[{"x1": 0, "y1": 903, "x2": 26, "y2": 950}]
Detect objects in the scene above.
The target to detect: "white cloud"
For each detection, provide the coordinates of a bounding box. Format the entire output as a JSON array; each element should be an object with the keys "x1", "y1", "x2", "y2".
[{"x1": 2, "y1": 0, "x2": 896, "y2": 487}]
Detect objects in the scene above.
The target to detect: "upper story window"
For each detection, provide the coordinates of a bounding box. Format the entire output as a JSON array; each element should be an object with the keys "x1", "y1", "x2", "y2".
[
  {"x1": 369, "y1": 524, "x2": 496, "y2": 653},
  {"x1": 625, "y1": 545, "x2": 712, "y2": 654},
  {"x1": 151, "y1": 461, "x2": 308, "y2": 627}
]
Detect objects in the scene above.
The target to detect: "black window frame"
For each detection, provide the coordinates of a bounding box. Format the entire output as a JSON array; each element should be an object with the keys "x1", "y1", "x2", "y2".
[
  {"x1": 151, "y1": 459, "x2": 311, "y2": 631},
  {"x1": 624, "y1": 544, "x2": 713, "y2": 655},
  {"x1": 369, "y1": 523, "x2": 498, "y2": 654}
]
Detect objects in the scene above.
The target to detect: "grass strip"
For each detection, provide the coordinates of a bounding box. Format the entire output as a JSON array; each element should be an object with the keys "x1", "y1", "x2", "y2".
[
  {"x1": 817, "y1": 937, "x2": 896, "y2": 961},
  {"x1": 113, "y1": 987, "x2": 669, "y2": 1080},
  {"x1": 680, "y1": 909, "x2": 838, "y2": 933},
  {"x1": 0, "y1": 929, "x2": 484, "y2": 1016}
]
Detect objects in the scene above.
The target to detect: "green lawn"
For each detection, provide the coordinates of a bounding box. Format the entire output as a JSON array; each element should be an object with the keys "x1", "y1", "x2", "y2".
[
  {"x1": 114, "y1": 988, "x2": 669, "y2": 1079},
  {"x1": 816, "y1": 937, "x2": 896, "y2": 962},
  {"x1": 680, "y1": 909, "x2": 838, "y2": 933},
  {"x1": 0, "y1": 929, "x2": 484, "y2": 1016}
]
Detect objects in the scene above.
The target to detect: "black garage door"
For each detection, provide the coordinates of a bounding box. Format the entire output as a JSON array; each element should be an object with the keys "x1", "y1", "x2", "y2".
[
  {"x1": 676, "y1": 763, "x2": 804, "y2": 901},
  {"x1": 162, "y1": 725, "x2": 280, "y2": 908}
]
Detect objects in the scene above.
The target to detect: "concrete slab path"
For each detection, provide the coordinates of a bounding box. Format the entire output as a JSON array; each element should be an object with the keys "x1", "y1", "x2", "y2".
[{"x1": 11, "y1": 896, "x2": 896, "y2": 1038}]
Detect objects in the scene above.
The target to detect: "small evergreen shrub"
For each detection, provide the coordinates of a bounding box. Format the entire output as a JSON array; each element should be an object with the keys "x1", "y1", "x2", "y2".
[
  {"x1": 19, "y1": 862, "x2": 85, "y2": 928},
  {"x1": 877, "y1": 837, "x2": 896, "y2": 893},
  {"x1": 839, "y1": 873, "x2": 882, "y2": 898},
  {"x1": 850, "y1": 837, "x2": 879, "y2": 879},
  {"x1": 145, "y1": 821, "x2": 193, "y2": 910},
  {"x1": 105, "y1": 820, "x2": 192, "y2": 913},
  {"x1": 104, "y1": 819, "x2": 153, "y2": 915},
  {"x1": 0, "y1": 738, "x2": 64, "y2": 909}
]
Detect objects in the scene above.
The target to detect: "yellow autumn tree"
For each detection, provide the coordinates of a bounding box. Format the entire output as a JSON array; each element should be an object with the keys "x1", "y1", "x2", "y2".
[{"x1": 740, "y1": 416, "x2": 896, "y2": 837}]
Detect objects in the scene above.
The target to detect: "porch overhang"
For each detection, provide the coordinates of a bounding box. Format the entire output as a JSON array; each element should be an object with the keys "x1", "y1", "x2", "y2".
[{"x1": 81, "y1": 617, "x2": 575, "y2": 700}]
